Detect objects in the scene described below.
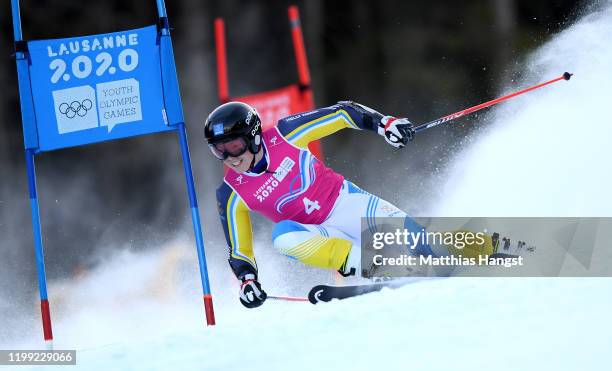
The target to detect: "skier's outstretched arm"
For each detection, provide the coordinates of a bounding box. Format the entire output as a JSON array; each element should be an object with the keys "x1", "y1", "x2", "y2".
[{"x1": 276, "y1": 101, "x2": 415, "y2": 149}]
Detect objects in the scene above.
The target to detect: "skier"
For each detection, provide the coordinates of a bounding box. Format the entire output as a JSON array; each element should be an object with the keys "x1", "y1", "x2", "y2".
[{"x1": 204, "y1": 101, "x2": 487, "y2": 308}]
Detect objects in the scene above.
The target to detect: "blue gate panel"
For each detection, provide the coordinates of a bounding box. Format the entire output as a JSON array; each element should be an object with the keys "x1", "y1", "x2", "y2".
[{"x1": 27, "y1": 25, "x2": 175, "y2": 152}]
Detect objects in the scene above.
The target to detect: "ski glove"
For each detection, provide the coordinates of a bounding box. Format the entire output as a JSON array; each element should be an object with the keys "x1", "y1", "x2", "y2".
[
  {"x1": 378, "y1": 116, "x2": 415, "y2": 148},
  {"x1": 239, "y1": 274, "x2": 267, "y2": 308}
]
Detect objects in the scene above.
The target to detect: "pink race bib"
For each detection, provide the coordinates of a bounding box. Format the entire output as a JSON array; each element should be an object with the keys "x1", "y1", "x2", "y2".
[{"x1": 224, "y1": 128, "x2": 343, "y2": 224}]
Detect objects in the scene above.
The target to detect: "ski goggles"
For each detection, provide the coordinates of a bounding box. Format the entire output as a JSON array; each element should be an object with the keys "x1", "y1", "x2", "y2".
[{"x1": 209, "y1": 137, "x2": 250, "y2": 160}]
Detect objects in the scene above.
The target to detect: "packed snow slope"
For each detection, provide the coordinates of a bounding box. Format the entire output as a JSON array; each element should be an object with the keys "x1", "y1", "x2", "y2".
[
  {"x1": 17, "y1": 278, "x2": 612, "y2": 371},
  {"x1": 5, "y1": 2, "x2": 612, "y2": 371}
]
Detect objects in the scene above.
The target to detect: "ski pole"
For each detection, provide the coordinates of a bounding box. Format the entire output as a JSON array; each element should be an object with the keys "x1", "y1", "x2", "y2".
[
  {"x1": 413, "y1": 72, "x2": 573, "y2": 134},
  {"x1": 267, "y1": 295, "x2": 309, "y2": 302}
]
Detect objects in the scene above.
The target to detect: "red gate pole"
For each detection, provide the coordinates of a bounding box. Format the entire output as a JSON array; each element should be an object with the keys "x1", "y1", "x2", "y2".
[
  {"x1": 288, "y1": 5, "x2": 323, "y2": 159},
  {"x1": 214, "y1": 18, "x2": 230, "y2": 104},
  {"x1": 288, "y1": 5, "x2": 311, "y2": 99}
]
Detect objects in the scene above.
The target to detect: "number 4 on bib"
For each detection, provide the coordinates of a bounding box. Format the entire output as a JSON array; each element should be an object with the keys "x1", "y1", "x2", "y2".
[{"x1": 303, "y1": 197, "x2": 321, "y2": 214}]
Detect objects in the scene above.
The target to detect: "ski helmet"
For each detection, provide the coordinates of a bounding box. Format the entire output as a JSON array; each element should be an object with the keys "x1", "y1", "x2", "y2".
[{"x1": 204, "y1": 102, "x2": 262, "y2": 160}]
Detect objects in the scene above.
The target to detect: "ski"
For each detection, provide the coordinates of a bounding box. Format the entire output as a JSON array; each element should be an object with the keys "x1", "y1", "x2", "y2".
[{"x1": 307, "y1": 279, "x2": 427, "y2": 304}]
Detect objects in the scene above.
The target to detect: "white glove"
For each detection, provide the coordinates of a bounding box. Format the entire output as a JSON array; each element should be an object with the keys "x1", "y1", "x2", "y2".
[{"x1": 378, "y1": 116, "x2": 415, "y2": 148}]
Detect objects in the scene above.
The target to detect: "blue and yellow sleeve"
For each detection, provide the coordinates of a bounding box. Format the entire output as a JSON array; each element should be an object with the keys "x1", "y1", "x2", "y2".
[
  {"x1": 216, "y1": 182, "x2": 257, "y2": 279},
  {"x1": 276, "y1": 101, "x2": 383, "y2": 148}
]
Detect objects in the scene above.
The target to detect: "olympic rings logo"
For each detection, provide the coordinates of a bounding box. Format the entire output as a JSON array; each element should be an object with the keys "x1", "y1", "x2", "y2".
[{"x1": 58, "y1": 99, "x2": 93, "y2": 118}]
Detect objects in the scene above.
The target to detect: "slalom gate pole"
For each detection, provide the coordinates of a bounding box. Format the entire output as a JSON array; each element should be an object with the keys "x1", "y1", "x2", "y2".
[
  {"x1": 288, "y1": 5, "x2": 311, "y2": 93},
  {"x1": 214, "y1": 18, "x2": 230, "y2": 103},
  {"x1": 156, "y1": 0, "x2": 215, "y2": 326},
  {"x1": 288, "y1": 5, "x2": 323, "y2": 159},
  {"x1": 267, "y1": 295, "x2": 309, "y2": 302},
  {"x1": 413, "y1": 72, "x2": 573, "y2": 134},
  {"x1": 155, "y1": 0, "x2": 167, "y2": 19},
  {"x1": 13, "y1": 0, "x2": 54, "y2": 348},
  {"x1": 177, "y1": 123, "x2": 216, "y2": 325},
  {"x1": 25, "y1": 149, "x2": 54, "y2": 347}
]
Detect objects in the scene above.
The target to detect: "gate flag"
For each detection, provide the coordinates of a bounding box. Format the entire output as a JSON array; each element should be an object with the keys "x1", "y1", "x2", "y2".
[
  {"x1": 214, "y1": 6, "x2": 323, "y2": 159},
  {"x1": 11, "y1": 0, "x2": 215, "y2": 345},
  {"x1": 235, "y1": 85, "x2": 305, "y2": 131},
  {"x1": 27, "y1": 25, "x2": 180, "y2": 151}
]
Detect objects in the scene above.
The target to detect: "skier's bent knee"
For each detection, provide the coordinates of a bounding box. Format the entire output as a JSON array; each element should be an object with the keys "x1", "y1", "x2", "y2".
[
  {"x1": 272, "y1": 221, "x2": 352, "y2": 271},
  {"x1": 271, "y1": 220, "x2": 311, "y2": 250}
]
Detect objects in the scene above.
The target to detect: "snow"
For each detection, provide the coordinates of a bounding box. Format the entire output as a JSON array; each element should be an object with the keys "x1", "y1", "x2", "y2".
[
  {"x1": 5, "y1": 2, "x2": 612, "y2": 370},
  {"x1": 10, "y1": 277, "x2": 612, "y2": 371},
  {"x1": 433, "y1": 2, "x2": 612, "y2": 216}
]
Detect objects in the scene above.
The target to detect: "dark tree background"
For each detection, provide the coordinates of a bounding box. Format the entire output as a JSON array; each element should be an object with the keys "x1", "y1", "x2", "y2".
[{"x1": 0, "y1": 0, "x2": 584, "y2": 314}]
